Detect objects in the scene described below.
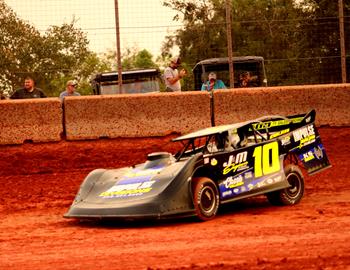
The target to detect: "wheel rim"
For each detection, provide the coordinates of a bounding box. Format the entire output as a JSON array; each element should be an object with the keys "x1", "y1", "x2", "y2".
[
  {"x1": 286, "y1": 172, "x2": 301, "y2": 198},
  {"x1": 200, "y1": 185, "x2": 216, "y2": 213}
]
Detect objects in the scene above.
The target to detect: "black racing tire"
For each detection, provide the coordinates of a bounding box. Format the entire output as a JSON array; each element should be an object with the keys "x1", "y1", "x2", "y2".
[
  {"x1": 266, "y1": 165, "x2": 304, "y2": 206},
  {"x1": 192, "y1": 177, "x2": 219, "y2": 221}
]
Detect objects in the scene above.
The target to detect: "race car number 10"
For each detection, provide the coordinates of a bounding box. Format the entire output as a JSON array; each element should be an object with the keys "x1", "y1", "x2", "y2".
[{"x1": 253, "y1": 141, "x2": 280, "y2": 178}]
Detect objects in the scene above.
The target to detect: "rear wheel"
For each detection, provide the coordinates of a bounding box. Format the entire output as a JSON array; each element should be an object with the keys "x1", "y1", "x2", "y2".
[
  {"x1": 192, "y1": 177, "x2": 219, "y2": 221},
  {"x1": 267, "y1": 165, "x2": 304, "y2": 206}
]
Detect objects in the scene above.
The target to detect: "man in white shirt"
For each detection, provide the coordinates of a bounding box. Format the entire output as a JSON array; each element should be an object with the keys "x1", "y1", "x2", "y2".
[{"x1": 164, "y1": 57, "x2": 187, "y2": 92}]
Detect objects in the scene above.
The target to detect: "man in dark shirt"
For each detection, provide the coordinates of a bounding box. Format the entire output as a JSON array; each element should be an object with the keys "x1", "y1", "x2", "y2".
[{"x1": 11, "y1": 77, "x2": 47, "y2": 99}]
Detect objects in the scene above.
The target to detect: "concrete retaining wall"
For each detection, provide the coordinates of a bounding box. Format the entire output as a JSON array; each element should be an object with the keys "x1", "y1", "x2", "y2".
[
  {"x1": 213, "y1": 84, "x2": 350, "y2": 126},
  {"x1": 0, "y1": 84, "x2": 349, "y2": 145},
  {"x1": 64, "y1": 92, "x2": 212, "y2": 140},
  {"x1": 0, "y1": 98, "x2": 63, "y2": 145}
]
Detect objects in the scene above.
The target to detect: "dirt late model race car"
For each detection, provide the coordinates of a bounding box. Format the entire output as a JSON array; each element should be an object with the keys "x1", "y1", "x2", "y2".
[{"x1": 64, "y1": 110, "x2": 331, "y2": 221}]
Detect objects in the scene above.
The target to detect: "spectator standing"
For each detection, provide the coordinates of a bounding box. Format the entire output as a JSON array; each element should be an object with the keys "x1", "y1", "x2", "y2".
[
  {"x1": 59, "y1": 80, "x2": 81, "y2": 101},
  {"x1": 239, "y1": 71, "x2": 253, "y2": 87},
  {"x1": 201, "y1": 72, "x2": 226, "y2": 91},
  {"x1": 164, "y1": 57, "x2": 187, "y2": 92},
  {"x1": 10, "y1": 77, "x2": 47, "y2": 99}
]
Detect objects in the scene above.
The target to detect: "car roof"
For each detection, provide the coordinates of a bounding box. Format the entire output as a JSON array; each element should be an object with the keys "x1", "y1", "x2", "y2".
[
  {"x1": 172, "y1": 122, "x2": 249, "y2": 142},
  {"x1": 92, "y1": 68, "x2": 160, "y2": 82},
  {"x1": 193, "y1": 56, "x2": 265, "y2": 71}
]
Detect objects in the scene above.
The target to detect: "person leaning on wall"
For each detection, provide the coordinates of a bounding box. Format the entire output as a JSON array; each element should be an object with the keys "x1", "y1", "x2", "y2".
[
  {"x1": 59, "y1": 80, "x2": 81, "y2": 101},
  {"x1": 201, "y1": 72, "x2": 226, "y2": 91},
  {"x1": 10, "y1": 76, "x2": 47, "y2": 99}
]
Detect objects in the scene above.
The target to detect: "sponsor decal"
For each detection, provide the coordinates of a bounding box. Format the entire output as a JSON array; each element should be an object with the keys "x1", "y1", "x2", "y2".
[
  {"x1": 223, "y1": 162, "x2": 249, "y2": 175},
  {"x1": 270, "y1": 128, "x2": 290, "y2": 139},
  {"x1": 293, "y1": 125, "x2": 316, "y2": 148},
  {"x1": 211, "y1": 158, "x2": 218, "y2": 166},
  {"x1": 223, "y1": 152, "x2": 247, "y2": 167},
  {"x1": 222, "y1": 190, "x2": 233, "y2": 197},
  {"x1": 100, "y1": 167, "x2": 163, "y2": 198},
  {"x1": 298, "y1": 135, "x2": 316, "y2": 148},
  {"x1": 244, "y1": 171, "x2": 253, "y2": 179},
  {"x1": 251, "y1": 117, "x2": 303, "y2": 131},
  {"x1": 314, "y1": 145, "x2": 324, "y2": 160},
  {"x1": 99, "y1": 180, "x2": 156, "y2": 198},
  {"x1": 281, "y1": 136, "x2": 291, "y2": 146},
  {"x1": 256, "y1": 175, "x2": 283, "y2": 189},
  {"x1": 222, "y1": 174, "x2": 284, "y2": 196},
  {"x1": 223, "y1": 175, "x2": 244, "y2": 189},
  {"x1": 303, "y1": 151, "x2": 315, "y2": 162},
  {"x1": 293, "y1": 125, "x2": 315, "y2": 142},
  {"x1": 124, "y1": 168, "x2": 162, "y2": 178},
  {"x1": 223, "y1": 152, "x2": 248, "y2": 175},
  {"x1": 292, "y1": 125, "x2": 317, "y2": 149}
]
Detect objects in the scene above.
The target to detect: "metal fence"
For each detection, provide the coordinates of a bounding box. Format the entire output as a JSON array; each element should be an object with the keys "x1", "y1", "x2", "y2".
[{"x1": 3, "y1": 0, "x2": 350, "y2": 90}]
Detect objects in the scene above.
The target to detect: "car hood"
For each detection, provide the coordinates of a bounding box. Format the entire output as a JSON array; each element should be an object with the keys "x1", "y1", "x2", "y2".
[{"x1": 80, "y1": 159, "x2": 189, "y2": 205}]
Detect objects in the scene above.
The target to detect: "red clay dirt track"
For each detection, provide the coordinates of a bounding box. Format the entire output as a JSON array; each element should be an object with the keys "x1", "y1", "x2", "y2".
[{"x1": 1, "y1": 127, "x2": 350, "y2": 270}]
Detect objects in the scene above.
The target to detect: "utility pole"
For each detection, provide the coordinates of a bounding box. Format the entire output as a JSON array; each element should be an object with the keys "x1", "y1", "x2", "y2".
[
  {"x1": 226, "y1": 0, "x2": 234, "y2": 88},
  {"x1": 339, "y1": 0, "x2": 347, "y2": 83},
  {"x1": 114, "y1": 0, "x2": 123, "y2": 93}
]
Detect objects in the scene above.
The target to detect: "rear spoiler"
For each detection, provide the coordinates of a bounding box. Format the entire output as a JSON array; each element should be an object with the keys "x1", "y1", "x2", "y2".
[
  {"x1": 248, "y1": 110, "x2": 315, "y2": 132},
  {"x1": 243, "y1": 109, "x2": 316, "y2": 140},
  {"x1": 300, "y1": 109, "x2": 316, "y2": 125}
]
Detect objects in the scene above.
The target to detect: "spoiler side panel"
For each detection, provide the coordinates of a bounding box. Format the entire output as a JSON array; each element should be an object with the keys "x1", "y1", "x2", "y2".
[{"x1": 283, "y1": 122, "x2": 331, "y2": 175}]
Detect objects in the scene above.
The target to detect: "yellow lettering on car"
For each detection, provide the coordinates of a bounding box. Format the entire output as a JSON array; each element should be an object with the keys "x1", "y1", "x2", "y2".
[
  {"x1": 251, "y1": 118, "x2": 303, "y2": 131},
  {"x1": 223, "y1": 161, "x2": 248, "y2": 175},
  {"x1": 270, "y1": 128, "x2": 290, "y2": 139},
  {"x1": 100, "y1": 188, "x2": 152, "y2": 197},
  {"x1": 299, "y1": 134, "x2": 316, "y2": 148}
]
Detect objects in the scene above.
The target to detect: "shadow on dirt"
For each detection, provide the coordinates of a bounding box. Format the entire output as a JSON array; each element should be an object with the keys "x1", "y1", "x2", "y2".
[
  {"x1": 63, "y1": 215, "x2": 196, "y2": 229},
  {"x1": 62, "y1": 195, "x2": 278, "y2": 229}
]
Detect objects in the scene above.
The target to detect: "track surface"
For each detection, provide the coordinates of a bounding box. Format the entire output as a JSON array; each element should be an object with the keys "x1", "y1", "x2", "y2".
[{"x1": 1, "y1": 127, "x2": 350, "y2": 270}]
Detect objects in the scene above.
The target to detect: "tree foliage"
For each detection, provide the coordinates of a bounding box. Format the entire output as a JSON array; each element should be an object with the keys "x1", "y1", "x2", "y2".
[
  {"x1": 0, "y1": 0, "x2": 41, "y2": 96},
  {"x1": 0, "y1": 0, "x2": 108, "y2": 97},
  {"x1": 101, "y1": 47, "x2": 158, "y2": 71},
  {"x1": 162, "y1": 0, "x2": 349, "y2": 87}
]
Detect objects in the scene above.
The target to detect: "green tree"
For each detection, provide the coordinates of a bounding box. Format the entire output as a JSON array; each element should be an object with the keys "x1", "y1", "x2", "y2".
[
  {"x1": 134, "y1": 49, "x2": 158, "y2": 68},
  {"x1": 0, "y1": 0, "x2": 42, "y2": 95},
  {"x1": 162, "y1": 0, "x2": 347, "y2": 86},
  {"x1": 162, "y1": 0, "x2": 227, "y2": 63},
  {"x1": 0, "y1": 0, "x2": 108, "y2": 97},
  {"x1": 102, "y1": 47, "x2": 158, "y2": 70},
  {"x1": 163, "y1": 0, "x2": 313, "y2": 86},
  {"x1": 296, "y1": 0, "x2": 347, "y2": 83},
  {"x1": 50, "y1": 52, "x2": 111, "y2": 96},
  {"x1": 37, "y1": 21, "x2": 94, "y2": 96}
]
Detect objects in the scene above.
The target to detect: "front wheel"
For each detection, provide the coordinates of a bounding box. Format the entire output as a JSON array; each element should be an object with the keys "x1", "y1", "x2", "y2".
[
  {"x1": 192, "y1": 177, "x2": 219, "y2": 221},
  {"x1": 266, "y1": 165, "x2": 304, "y2": 206}
]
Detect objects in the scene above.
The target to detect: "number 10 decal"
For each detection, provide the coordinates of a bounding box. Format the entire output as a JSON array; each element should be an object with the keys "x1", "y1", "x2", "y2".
[{"x1": 253, "y1": 141, "x2": 280, "y2": 178}]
